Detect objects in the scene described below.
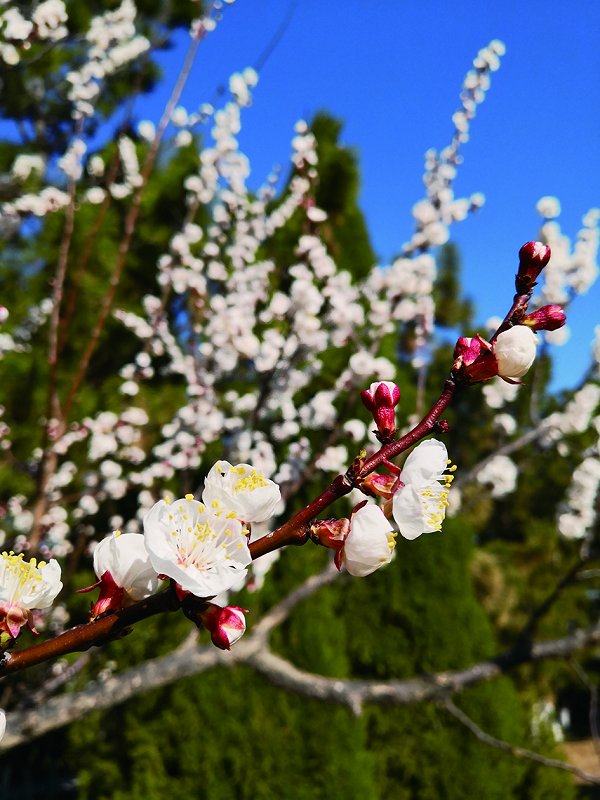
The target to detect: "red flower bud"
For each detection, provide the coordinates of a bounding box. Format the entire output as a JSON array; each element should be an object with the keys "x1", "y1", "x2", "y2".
[
  {"x1": 360, "y1": 381, "x2": 400, "y2": 439},
  {"x1": 198, "y1": 603, "x2": 248, "y2": 650},
  {"x1": 522, "y1": 304, "x2": 566, "y2": 332},
  {"x1": 516, "y1": 241, "x2": 551, "y2": 293},
  {"x1": 360, "y1": 472, "x2": 397, "y2": 500}
]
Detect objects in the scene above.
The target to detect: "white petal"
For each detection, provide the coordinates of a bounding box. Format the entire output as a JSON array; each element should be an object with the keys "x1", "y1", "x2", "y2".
[
  {"x1": 392, "y1": 486, "x2": 428, "y2": 540},
  {"x1": 401, "y1": 439, "x2": 448, "y2": 487},
  {"x1": 494, "y1": 326, "x2": 537, "y2": 379},
  {"x1": 20, "y1": 559, "x2": 62, "y2": 609},
  {"x1": 202, "y1": 461, "x2": 281, "y2": 522},
  {"x1": 343, "y1": 504, "x2": 394, "y2": 577}
]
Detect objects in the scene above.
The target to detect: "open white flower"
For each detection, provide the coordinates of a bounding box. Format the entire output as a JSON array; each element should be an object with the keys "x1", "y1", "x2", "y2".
[
  {"x1": 493, "y1": 326, "x2": 537, "y2": 380},
  {"x1": 93, "y1": 532, "x2": 160, "y2": 602},
  {"x1": 0, "y1": 552, "x2": 62, "y2": 638},
  {"x1": 392, "y1": 439, "x2": 455, "y2": 540},
  {"x1": 143, "y1": 494, "x2": 252, "y2": 597},
  {"x1": 202, "y1": 461, "x2": 281, "y2": 523},
  {"x1": 340, "y1": 503, "x2": 396, "y2": 577}
]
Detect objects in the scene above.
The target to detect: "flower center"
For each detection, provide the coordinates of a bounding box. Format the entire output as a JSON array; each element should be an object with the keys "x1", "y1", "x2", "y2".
[
  {"x1": 233, "y1": 468, "x2": 268, "y2": 494},
  {"x1": 169, "y1": 499, "x2": 235, "y2": 571}
]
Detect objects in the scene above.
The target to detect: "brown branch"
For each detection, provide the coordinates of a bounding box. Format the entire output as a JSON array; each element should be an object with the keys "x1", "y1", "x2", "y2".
[
  {"x1": 3, "y1": 600, "x2": 600, "y2": 750},
  {"x1": 0, "y1": 588, "x2": 179, "y2": 676}
]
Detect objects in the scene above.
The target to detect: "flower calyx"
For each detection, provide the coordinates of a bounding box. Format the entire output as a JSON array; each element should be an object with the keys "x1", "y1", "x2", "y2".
[
  {"x1": 359, "y1": 471, "x2": 398, "y2": 500},
  {"x1": 79, "y1": 531, "x2": 160, "y2": 619},
  {"x1": 310, "y1": 517, "x2": 350, "y2": 556},
  {"x1": 452, "y1": 335, "x2": 498, "y2": 383},
  {"x1": 361, "y1": 381, "x2": 401, "y2": 442},
  {"x1": 453, "y1": 326, "x2": 538, "y2": 385}
]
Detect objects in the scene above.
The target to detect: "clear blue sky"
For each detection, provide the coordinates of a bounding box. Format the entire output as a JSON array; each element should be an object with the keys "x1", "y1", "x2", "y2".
[
  {"x1": 15, "y1": 1, "x2": 600, "y2": 390},
  {"x1": 140, "y1": 0, "x2": 600, "y2": 391}
]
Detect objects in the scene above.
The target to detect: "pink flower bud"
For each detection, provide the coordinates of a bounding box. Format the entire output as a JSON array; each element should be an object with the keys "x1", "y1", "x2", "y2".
[
  {"x1": 0, "y1": 306, "x2": 8, "y2": 324},
  {"x1": 522, "y1": 305, "x2": 566, "y2": 332},
  {"x1": 199, "y1": 603, "x2": 248, "y2": 650},
  {"x1": 360, "y1": 381, "x2": 400, "y2": 439},
  {"x1": 516, "y1": 241, "x2": 551, "y2": 292}
]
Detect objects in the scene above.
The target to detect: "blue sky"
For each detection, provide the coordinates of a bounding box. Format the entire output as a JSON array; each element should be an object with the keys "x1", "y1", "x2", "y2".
[
  {"x1": 139, "y1": 0, "x2": 600, "y2": 390},
  {"x1": 11, "y1": 1, "x2": 600, "y2": 390}
]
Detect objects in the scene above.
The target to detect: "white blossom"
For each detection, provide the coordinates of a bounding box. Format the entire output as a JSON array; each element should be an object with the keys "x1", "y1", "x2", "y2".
[
  {"x1": 0, "y1": 553, "x2": 62, "y2": 636},
  {"x1": 202, "y1": 461, "x2": 281, "y2": 523},
  {"x1": 393, "y1": 439, "x2": 455, "y2": 540},
  {"x1": 341, "y1": 503, "x2": 396, "y2": 577},
  {"x1": 144, "y1": 495, "x2": 251, "y2": 597},
  {"x1": 93, "y1": 532, "x2": 159, "y2": 601},
  {"x1": 476, "y1": 455, "x2": 518, "y2": 498}
]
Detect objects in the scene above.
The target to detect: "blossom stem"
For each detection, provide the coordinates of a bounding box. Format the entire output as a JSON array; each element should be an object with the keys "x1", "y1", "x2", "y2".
[
  {"x1": 489, "y1": 291, "x2": 532, "y2": 343},
  {"x1": 0, "y1": 588, "x2": 180, "y2": 677},
  {"x1": 250, "y1": 380, "x2": 458, "y2": 559}
]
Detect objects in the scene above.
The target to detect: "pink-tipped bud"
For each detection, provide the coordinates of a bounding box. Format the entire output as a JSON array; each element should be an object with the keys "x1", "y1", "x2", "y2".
[
  {"x1": 0, "y1": 306, "x2": 8, "y2": 324},
  {"x1": 199, "y1": 603, "x2": 248, "y2": 650},
  {"x1": 360, "y1": 381, "x2": 401, "y2": 439},
  {"x1": 453, "y1": 336, "x2": 483, "y2": 366},
  {"x1": 516, "y1": 241, "x2": 552, "y2": 293},
  {"x1": 522, "y1": 304, "x2": 566, "y2": 332}
]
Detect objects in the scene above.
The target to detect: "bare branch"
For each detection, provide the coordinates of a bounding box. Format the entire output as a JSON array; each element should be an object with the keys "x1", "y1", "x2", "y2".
[
  {"x1": 442, "y1": 697, "x2": 600, "y2": 785},
  {"x1": 4, "y1": 606, "x2": 600, "y2": 751}
]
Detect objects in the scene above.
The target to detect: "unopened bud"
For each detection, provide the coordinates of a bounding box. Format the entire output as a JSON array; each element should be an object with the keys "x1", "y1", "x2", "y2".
[
  {"x1": 198, "y1": 603, "x2": 248, "y2": 650},
  {"x1": 0, "y1": 306, "x2": 8, "y2": 324},
  {"x1": 493, "y1": 325, "x2": 537, "y2": 379},
  {"x1": 522, "y1": 304, "x2": 566, "y2": 332},
  {"x1": 360, "y1": 381, "x2": 400, "y2": 439},
  {"x1": 516, "y1": 241, "x2": 551, "y2": 293}
]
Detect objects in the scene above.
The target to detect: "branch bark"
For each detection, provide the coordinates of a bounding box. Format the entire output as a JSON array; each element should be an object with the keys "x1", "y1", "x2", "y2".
[{"x1": 3, "y1": 581, "x2": 600, "y2": 751}]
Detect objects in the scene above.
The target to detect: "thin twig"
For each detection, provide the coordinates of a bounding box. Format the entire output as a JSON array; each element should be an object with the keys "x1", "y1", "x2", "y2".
[
  {"x1": 569, "y1": 659, "x2": 600, "y2": 765},
  {"x1": 442, "y1": 697, "x2": 600, "y2": 785}
]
